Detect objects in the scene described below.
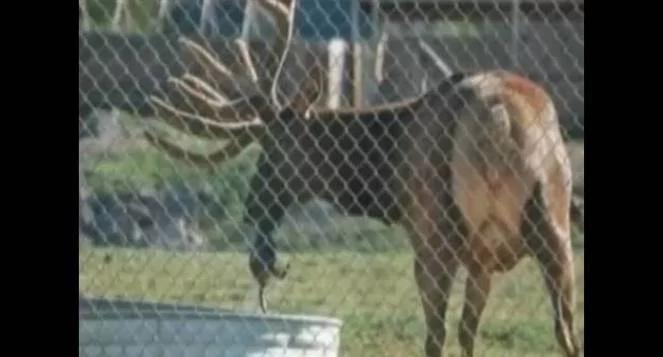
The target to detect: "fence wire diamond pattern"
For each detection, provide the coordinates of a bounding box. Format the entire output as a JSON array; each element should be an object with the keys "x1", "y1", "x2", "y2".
[{"x1": 79, "y1": 0, "x2": 584, "y2": 356}]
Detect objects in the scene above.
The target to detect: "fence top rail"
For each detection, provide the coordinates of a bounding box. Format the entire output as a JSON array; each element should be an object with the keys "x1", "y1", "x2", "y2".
[
  {"x1": 362, "y1": 0, "x2": 583, "y2": 4},
  {"x1": 368, "y1": 0, "x2": 583, "y2": 21}
]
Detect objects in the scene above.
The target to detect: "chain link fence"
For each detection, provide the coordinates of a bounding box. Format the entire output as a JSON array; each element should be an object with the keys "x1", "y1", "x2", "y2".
[{"x1": 79, "y1": 0, "x2": 584, "y2": 356}]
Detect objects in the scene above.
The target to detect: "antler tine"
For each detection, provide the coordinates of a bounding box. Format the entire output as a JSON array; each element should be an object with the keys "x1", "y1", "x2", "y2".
[
  {"x1": 179, "y1": 37, "x2": 235, "y2": 79},
  {"x1": 143, "y1": 130, "x2": 256, "y2": 168},
  {"x1": 168, "y1": 74, "x2": 230, "y2": 109},
  {"x1": 248, "y1": 0, "x2": 298, "y2": 106},
  {"x1": 238, "y1": 0, "x2": 293, "y2": 93},
  {"x1": 175, "y1": 36, "x2": 271, "y2": 114},
  {"x1": 149, "y1": 94, "x2": 265, "y2": 139},
  {"x1": 179, "y1": 36, "x2": 262, "y2": 102},
  {"x1": 154, "y1": 83, "x2": 273, "y2": 121},
  {"x1": 178, "y1": 36, "x2": 247, "y2": 98},
  {"x1": 255, "y1": 0, "x2": 296, "y2": 56},
  {"x1": 259, "y1": 0, "x2": 292, "y2": 16}
]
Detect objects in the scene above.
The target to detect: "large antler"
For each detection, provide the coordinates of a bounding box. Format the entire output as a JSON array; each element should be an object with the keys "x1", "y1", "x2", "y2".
[{"x1": 145, "y1": 0, "x2": 298, "y2": 165}]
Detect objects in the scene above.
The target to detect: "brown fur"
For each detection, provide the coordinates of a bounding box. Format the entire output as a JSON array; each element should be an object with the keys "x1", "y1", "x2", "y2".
[{"x1": 392, "y1": 71, "x2": 579, "y2": 357}]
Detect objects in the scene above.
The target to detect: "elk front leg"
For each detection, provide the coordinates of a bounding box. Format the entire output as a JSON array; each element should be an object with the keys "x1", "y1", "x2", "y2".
[
  {"x1": 414, "y1": 247, "x2": 460, "y2": 357},
  {"x1": 244, "y1": 153, "x2": 294, "y2": 311},
  {"x1": 523, "y1": 183, "x2": 581, "y2": 357},
  {"x1": 458, "y1": 266, "x2": 492, "y2": 357}
]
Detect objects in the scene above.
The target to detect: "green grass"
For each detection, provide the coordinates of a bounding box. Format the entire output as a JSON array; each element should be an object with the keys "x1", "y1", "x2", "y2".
[
  {"x1": 80, "y1": 246, "x2": 584, "y2": 357},
  {"x1": 80, "y1": 125, "x2": 584, "y2": 355},
  {"x1": 81, "y1": 140, "x2": 584, "y2": 356}
]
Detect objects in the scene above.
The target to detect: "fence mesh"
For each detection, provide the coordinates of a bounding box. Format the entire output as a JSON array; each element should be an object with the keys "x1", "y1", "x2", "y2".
[{"x1": 79, "y1": 0, "x2": 584, "y2": 356}]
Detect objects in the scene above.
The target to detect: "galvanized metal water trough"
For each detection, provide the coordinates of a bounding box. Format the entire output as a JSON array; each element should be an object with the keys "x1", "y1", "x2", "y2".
[{"x1": 79, "y1": 297, "x2": 343, "y2": 357}]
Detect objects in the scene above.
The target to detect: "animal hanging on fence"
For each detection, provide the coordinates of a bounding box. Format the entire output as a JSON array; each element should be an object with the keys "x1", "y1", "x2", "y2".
[{"x1": 79, "y1": 1, "x2": 581, "y2": 356}]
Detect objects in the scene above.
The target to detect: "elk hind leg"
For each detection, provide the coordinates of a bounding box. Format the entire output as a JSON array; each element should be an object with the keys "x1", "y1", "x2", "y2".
[
  {"x1": 458, "y1": 266, "x2": 492, "y2": 357},
  {"x1": 523, "y1": 182, "x2": 580, "y2": 357},
  {"x1": 414, "y1": 247, "x2": 460, "y2": 357}
]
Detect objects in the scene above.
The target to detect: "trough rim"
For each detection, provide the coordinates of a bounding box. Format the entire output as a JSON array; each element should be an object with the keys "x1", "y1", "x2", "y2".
[{"x1": 79, "y1": 296, "x2": 343, "y2": 327}]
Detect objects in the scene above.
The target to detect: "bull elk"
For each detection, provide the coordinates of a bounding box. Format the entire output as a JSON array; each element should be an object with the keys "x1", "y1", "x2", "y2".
[
  {"x1": 141, "y1": 37, "x2": 582, "y2": 357},
  {"x1": 80, "y1": 1, "x2": 581, "y2": 356}
]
